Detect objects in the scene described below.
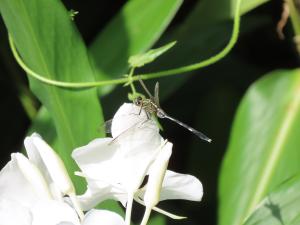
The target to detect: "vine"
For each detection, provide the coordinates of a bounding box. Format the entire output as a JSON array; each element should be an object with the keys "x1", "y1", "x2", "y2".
[{"x1": 9, "y1": 0, "x2": 242, "y2": 89}]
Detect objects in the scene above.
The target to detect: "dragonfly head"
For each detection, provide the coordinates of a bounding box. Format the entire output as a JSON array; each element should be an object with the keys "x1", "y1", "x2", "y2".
[{"x1": 133, "y1": 96, "x2": 143, "y2": 107}]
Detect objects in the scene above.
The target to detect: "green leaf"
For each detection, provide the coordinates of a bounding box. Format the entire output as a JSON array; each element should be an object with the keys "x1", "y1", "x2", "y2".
[
  {"x1": 243, "y1": 174, "x2": 300, "y2": 225},
  {"x1": 128, "y1": 41, "x2": 176, "y2": 68},
  {"x1": 219, "y1": 69, "x2": 300, "y2": 225},
  {"x1": 89, "y1": 0, "x2": 182, "y2": 94},
  {"x1": 0, "y1": 0, "x2": 103, "y2": 192},
  {"x1": 196, "y1": 0, "x2": 270, "y2": 24},
  {"x1": 147, "y1": 215, "x2": 166, "y2": 225},
  {"x1": 26, "y1": 107, "x2": 58, "y2": 150}
]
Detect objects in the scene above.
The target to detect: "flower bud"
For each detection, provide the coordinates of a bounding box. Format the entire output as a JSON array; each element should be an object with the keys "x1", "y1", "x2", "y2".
[
  {"x1": 31, "y1": 135, "x2": 75, "y2": 196},
  {"x1": 14, "y1": 153, "x2": 52, "y2": 200},
  {"x1": 144, "y1": 142, "x2": 172, "y2": 208}
]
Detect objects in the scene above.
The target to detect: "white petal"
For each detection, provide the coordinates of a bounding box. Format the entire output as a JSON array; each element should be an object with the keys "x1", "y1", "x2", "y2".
[
  {"x1": 114, "y1": 148, "x2": 158, "y2": 192},
  {"x1": 0, "y1": 154, "x2": 50, "y2": 207},
  {"x1": 113, "y1": 121, "x2": 163, "y2": 192},
  {"x1": 72, "y1": 138, "x2": 119, "y2": 182},
  {"x1": 111, "y1": 103, "x2": 149, "y2": 138},
  {"x1": 57, "y1": 223, "x2": 74, "y2": 225},
  {"x1": 115, "y1": 118, "x2": 161, "y2": 154},
  {"x1": 73, "y1": 135, "x2": 162, "y2": 195},
  {"x1": 159, "y1": 170, "x2": 203, "y2": 202},
  {"x1": 57, "y1": 223, "x2": 75, "y2": 225},
  {"x1": 83, "y1": 209, "x2": 125, "y2": 225},
  {"x1": 0, "y1": 199, "x2": 32, "y2": 225},
  {"x1": 25, "y1": 133, "x2": 75, "y2": 195},
  {"x1": 115, "y1": 134, "x2": 165, "y2": 192},
  {"x1": 77, "y1": 186, "x2": 113, "y2": 211},
  {"x1": 77, "y1": 184, "x2": 127, "y2": 210},
  {"x1": 31, "y1": 200, "x2": 80, "y2": 225},
  {"x1": 73, "y1": 138, "x2": 130, "y2": 209}
]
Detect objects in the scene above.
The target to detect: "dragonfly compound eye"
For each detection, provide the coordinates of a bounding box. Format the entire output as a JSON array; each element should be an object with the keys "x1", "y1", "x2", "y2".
[{"x1": 134, "y1": 96, "x2": 143, "y2": 106}]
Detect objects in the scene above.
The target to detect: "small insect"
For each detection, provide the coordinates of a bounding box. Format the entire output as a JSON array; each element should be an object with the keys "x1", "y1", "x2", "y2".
[{"x1": 134, "y1": 79, "x2": 212, "y2": 143}]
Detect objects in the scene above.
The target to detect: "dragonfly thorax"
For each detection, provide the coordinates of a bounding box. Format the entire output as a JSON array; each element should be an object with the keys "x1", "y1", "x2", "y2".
[
  {"x1": 133, "y1": 96, "x2": 160, "y2": 115},
  {"x1": 142, "y1": 99, "x2": 158, "y2": 114}
]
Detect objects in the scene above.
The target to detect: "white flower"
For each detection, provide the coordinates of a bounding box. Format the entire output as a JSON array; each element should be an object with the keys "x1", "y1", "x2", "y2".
[
  {"x1": 0, "y1": 133, "x2": 124, "y2": 225},
  {"x1": 72, "y1": 103, "x2": 203, "y2": 225}
]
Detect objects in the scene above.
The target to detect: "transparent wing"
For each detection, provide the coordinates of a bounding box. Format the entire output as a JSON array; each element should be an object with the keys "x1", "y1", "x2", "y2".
[
  {"x1": 138, "y1": 78, "x2": 154, "y2": 100},
  {"x1": 109, "y1": 117, "x2": 157, "y2": 145},
  {"x1": 97, "y1": 119, "x2": 113, "y2": 134},
  {"x1": 101, "y1": 110, "x2": 148, "y2": 134},
  {"x1": 99, "y1": 115, "x2": 146, "y2": 135},
  {"x1": 103, "y1": 119, "x2": 113, "y2": 133},
  {"x1": 154, "y1": 82, "x2": 160, "y2": 107}
]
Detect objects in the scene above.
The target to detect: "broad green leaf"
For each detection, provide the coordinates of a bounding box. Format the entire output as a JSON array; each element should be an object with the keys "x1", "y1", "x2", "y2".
[
  {"x1": 128, "y1": 41, "x2": 176, "y2": 68},
  {"x1": 219, "y1": 69, "x2": 300, "y2": 225},
  {"x1": 0, "y1": 0, "x2": 103, "y2": 192},
  {"x1": 89, "y1": 0, "x2": 183, "y2": 85},
  {"x1": 243, "y1": 174, "x2": 300, "y2": 225}
]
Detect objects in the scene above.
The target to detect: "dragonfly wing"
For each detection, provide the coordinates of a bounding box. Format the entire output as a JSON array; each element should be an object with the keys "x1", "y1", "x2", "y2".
[
  {"x1": 102, "y1": 103, "x2": 159, "y2": 145},
  {"x1": 104, "y1": 119, "x2": 113, "y2": 133},
  {"x1": 100, "y1": 103, "x2": 148, "y2": 135},
  {"x1": 109, "y1": 118, "x2": 154, "y2": 145},
  {"x1": 98, "y1": 119, "x2": 113, "y2": 134},
  {"x1": 111, "y1": 103, "x2": 149, "y2": 138},
  {"x1": 154, "y1": 82, "x2": 160, "y2": 107},
  {"x1": 138, "y1": 78, "x2": 154, "y2": 100}
]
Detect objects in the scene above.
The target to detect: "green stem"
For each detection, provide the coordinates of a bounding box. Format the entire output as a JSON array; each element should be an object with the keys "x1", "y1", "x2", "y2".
[
  {"x1": 9, "y1": 33, "x2": 129, "y2": 88},
  {"x1": 9, "y1": 0, "x2": 242, "y2": 88},
  {"x1": 128, "y1": 67, "x2": 137, "y2": 94},
  {"x1": 0, "y1": 40, "x2": 38, "y2": 119}
]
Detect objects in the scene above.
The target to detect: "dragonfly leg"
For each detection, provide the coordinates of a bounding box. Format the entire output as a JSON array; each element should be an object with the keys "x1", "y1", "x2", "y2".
[
  {"x1": 146, "y1": 112, "x2": 151, "y2": 119},
  {"x1": 138, "y1": 104, "x2": 143, "y2": 115}
]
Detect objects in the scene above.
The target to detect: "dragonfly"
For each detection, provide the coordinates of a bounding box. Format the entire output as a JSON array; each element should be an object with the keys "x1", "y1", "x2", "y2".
[{"x1": 133, "y1": 79, "x2": 212, "y2": 143}]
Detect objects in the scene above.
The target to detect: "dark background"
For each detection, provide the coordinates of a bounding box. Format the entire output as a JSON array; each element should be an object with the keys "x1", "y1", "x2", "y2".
[{"x1": 0, "y1": 0, "x2": 299, "y2": 224}]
